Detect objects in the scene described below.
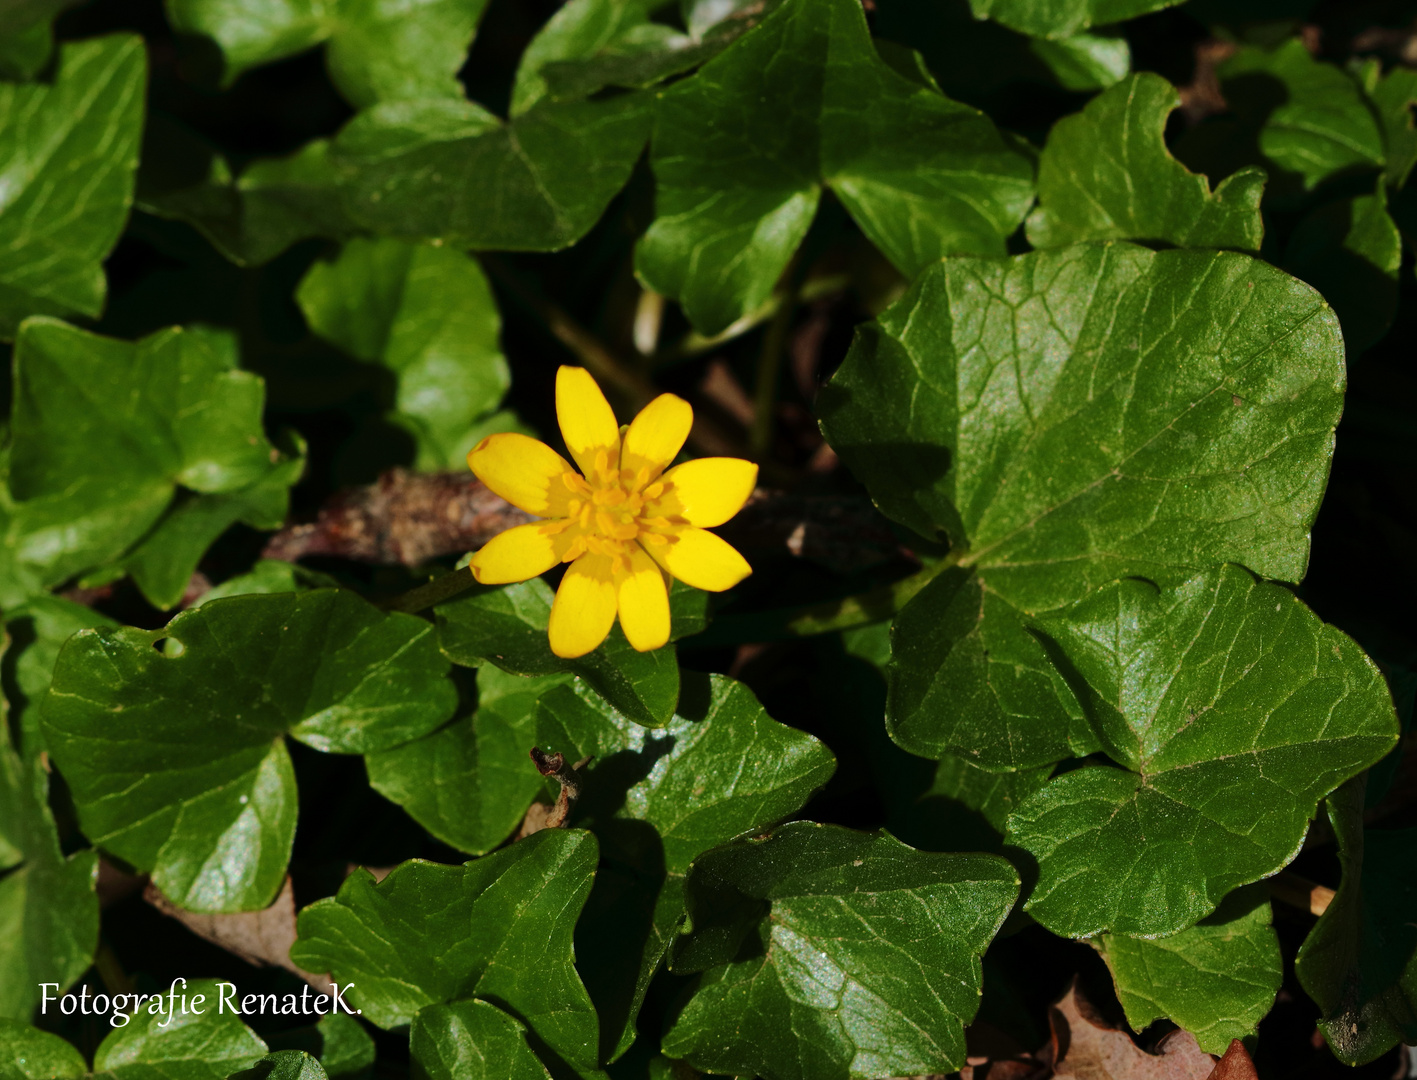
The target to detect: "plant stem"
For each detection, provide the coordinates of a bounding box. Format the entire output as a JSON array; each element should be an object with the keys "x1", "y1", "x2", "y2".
[
  {"x1": 384, "y1": 566, "x2": 477, "y2": 615},
  {"x1": 657, "y1": 274, "x2": 848, "y2": 367}
]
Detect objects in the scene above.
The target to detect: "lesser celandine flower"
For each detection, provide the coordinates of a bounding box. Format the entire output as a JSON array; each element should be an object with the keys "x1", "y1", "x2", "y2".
[{"x1": 466, "y1": 366, "x2": 758, "y2": 658}]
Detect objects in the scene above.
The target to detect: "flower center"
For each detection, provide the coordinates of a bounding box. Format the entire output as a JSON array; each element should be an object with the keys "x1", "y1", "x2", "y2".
[{"x1": 538, "y1": 448, "x2": 680, "y2": 572}]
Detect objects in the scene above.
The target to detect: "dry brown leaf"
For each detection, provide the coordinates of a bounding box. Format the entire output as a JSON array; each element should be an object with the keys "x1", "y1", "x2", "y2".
[
  {"x1": 1049, "y1": 980, "x2": 1217, "y2": 1080},
  {"x1": 1204, "y1": 1040, "x2": 1258, "y2": 1080},
  {"x1": 144, "y1": 876, "x2": 333, "y2": 995}
]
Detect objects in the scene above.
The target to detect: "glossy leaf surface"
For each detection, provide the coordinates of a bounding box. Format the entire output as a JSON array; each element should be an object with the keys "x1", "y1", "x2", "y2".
[
  {"x1": 1007, "y1": 566, "x2": 1398, "y2": 938},
  {"x1": 819, "y1": 243, "x2": 1345, "y2": 768},
  {"x1": 41, "y1": 590, "x2": 456, "y2": 911},
  {"x1": 637, "y1": 0, "x2": 1035, "y2": 333},
  {"x1": 436, "y1": 579, "x2": 681, "y2": 727},
  {"x1": 0, "y1": 36, "x2": 144, "y2": 339},
  {"x1": 664, "y1": 822, "x2": 1018, "y2": 1080}
]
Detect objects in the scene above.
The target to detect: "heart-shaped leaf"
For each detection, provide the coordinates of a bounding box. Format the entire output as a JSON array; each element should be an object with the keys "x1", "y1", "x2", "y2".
[
  {"x1": 818, "y1": 243, "x2": 1345, "y2": 769},
  {"x1": 1006, "y1": 565, "x2": 1398, "y2": 938},
  {"x1": 41, "y1": 590, "x2": 456, "y2": 911}
]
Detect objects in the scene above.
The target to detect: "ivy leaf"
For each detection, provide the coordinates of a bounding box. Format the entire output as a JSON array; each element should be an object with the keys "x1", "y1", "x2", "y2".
[
  {"x1": 7, "y1": 321, "x2": 291, "y2": 601},
  {"x1": 192, "y1": 561, "x2": 339, "y2": 607},
  {"x1": 3, "y1": 596, "x2": 118, "y2": 759},
  {"x1": 662, "y1": 822, "x2": 1018, "y2": 1080},
  {"x1": 91, "y1": 978, "x2": 268, "y2": 1080},
  {"x1": 0, "y1": 743, "x2": 99, "y2": 1021},
  {"x1": 636, "y1": 0, "x2": 1035, "y2": 334},
  {"x1": 1096, "y1": 885, "x2": 1282, "y2": 1054},
  {"x1": 1284, "y1": 189, "x2": 1401, "y2": 357},
  {"x1": 330, "y1": 96, "x2": 651, "y2": 252},
  {"x1": 40, "y1": 589, "x2": 457, "y2": 912},
  {"x1": 296, "y1": 238, "x2": 511, "y2": 470},
  {"x1": 264, "y1": 1014, "x2": 374, "y2": 1079},
  {"x1": 1005, "y1": 565, "x2": 1398, "y2": 939},
  {"x1": 1363, "y1": 63, "x2": 1417, "y2": 188},
  {"x1": 121, "y1": 439, "x2": 307, "y2": 610},
  {"x1": 818, "y1": 243, "x2": 1345, "y2": 769},
  {"x1": 1296, "y1": 776, "x2": 1417, "y2": 1065},
  {"x1": 535, "y1": 672, "x2": 836, "y2": 1061},
  {"x1": 0, "y1": 36, "x2": 145, "y2": 339},
  {"x1": 1216, "y1": 42, "x2": 1384, "y2": 197},
  {"x1": 1026, "y1": 73, "x2": 1265, "y2": 252},
  {"x1": 229, "y1": 1051, "x2": 328, "y2": 1080},
  {"x1": 511, "y1": 0, "x2": 781, "y2": 115},
  {"x1": 0, "y1": 0, "x2": 86, "y2": 79},
  {"x1": 290, "y1": 829, "x2": 601, "y2": 1078},
  {"x1": 137, "y1": 130, "x2": 358, "y2": 268},
  {"x1": 410, "y1": 1000, "x2": 553, "y2": 1080},
  {"x1": 436, "y1": 579, "x2": 680, "y2": 727},
  {"x1": 966, "y1": 0, "x2": 1182, "y2": 39},
  {"x1": 366, "y1": 667, "x2": 570, "y2": 855},
  {"x1": 165, "y1": 0, "x2": 490, "y2": 108},
  {"x1": 0, "y1": 1019, "x2": 86, "y2": 1079}
]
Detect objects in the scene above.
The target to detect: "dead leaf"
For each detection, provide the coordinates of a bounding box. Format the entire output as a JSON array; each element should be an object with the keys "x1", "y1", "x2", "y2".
[
  {"x1": 1205, "y1": 1041, "x2": 1258, "y2": 1080},
  {"x1": 144, "y1": 877, "x2": 333, "y2": 996},
  {"x1": 1049, "y1": 980, "x2": 1217, "y2": 1080}
]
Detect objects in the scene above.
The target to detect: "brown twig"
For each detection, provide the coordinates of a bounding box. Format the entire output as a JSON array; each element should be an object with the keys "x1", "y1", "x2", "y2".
[
  {"x1": 526, "y1": 748, "x2": 593, "y2": 830},
  {"x1": 1268, "y1": 869, "x2": 1335, "y2": 917}
]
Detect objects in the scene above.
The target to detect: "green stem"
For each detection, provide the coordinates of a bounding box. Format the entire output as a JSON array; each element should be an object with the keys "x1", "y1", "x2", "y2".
[
  {"x1": 384, "y1": 566, "x2": 477, "y2": 615},
  {"x1": 693, "y1": 554, "x2": 957, "y2": 645}
]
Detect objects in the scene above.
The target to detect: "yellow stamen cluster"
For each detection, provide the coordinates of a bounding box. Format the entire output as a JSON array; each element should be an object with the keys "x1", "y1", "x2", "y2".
[{"x1": 539, "y1": 448, "x2": 680, "y2": 575}]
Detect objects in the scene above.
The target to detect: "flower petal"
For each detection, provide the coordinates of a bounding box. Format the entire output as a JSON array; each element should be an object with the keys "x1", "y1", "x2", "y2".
[
  {"x1": 556, "y1": 366, "x2": 621, "y2": 479},
  {"x1": 618, "y1": 545, "x2": 671, "y2": 652},
  {"x1": 656, "y1": 457, "x2": 758, "y2": 527},
  {"x1": 548, "y1": 553, "x2": 618, "y2": 658},
  {"x1": 646, "y1": 527, "x2": 752, "y2": 592},
  {"x1": 468, "y1": 433, "x2": 576, "y2": 517},
  {"x1": 469, "y1": 523, "x2": 570, "y2": 585},
  {"x1": 622, "y1": 392, "x2": 692, "y2": 481}
]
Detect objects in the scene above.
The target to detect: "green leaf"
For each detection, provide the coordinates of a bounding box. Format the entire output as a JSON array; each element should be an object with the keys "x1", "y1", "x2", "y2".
[
  {"x1": 1028, "y1": 29, "x2": 1129, "y2": 92},
  {"x1": 511, "y1": 0, "x2": 782, "y2": 115},
  {"x1": 535, "y1": 672, "x2": 836, "y2": 1060},
  {"x1": 192, "y1": 561, "x2": 340, "y2": 608},
  {"x1": 330, "y1": 95, "x2": 651, "y2": 252},
  {"x1": 7, "y1": 321, "x2": 291, "y2": 601},
  {"x1": 290, "y1": 829, "x2": 601, "y2": 1077},
  {"x1": 0, "y1": 743, "x2": 99, "y2": 1021},
  {"x1": 410, "y1": 1000, "x2": 552, "y2": 1080},
  {"x1": 3, "y1": 596, "x2": 118, "y2": 759},
  {"x1": 1005, "y1": 565, "x2": 1398, "y2": 939},
  {"x1": 1218, "y1": 41, "x2": 1384, "y2": 196},
  {"x1": 297, "y1": 238, "x2": 510, "y2": 470},
  {"x1": 40, "y1": 589, "x2": 456, "y2": 911},
  {"x1": 0, "y1": 1, "x2": 86, "y2": 79},
  {"x1": 366, "y1": 667, "x2": 569, "y2": 855},
  {"x1": 636, "y1": 0, "x2": 1035, "y2": 334},
  {"x1": 1284, "y1": 189, "x2": 1401, "y2": 357},
  {"x1": 1363, "y1": 63, "x2": 1417, "y2": 188},
  {"x1": 0, "y1": 1019, "x2": 86, "y2": 1080},
  {"x1": 229, "y1": 1051, "x2": 328, "y2": 1080},
  {"x1": 966, "y1": 0, "x2": 1183, "y2": 39},
  {"x1": 165, "y1": 0, "x2": 490, "y2": 108},
  {"x1": 137, "y1": 132, "x2": 358, "y2": 268},
  {"x1": 1096, "y1": 885, "x2": 1282, "y2": 1054},
  {"x1": 817, "y1": 243, "x2": 1345, "y2": 768},
  {"x1": 1296, "y1": 776, "x2": 1417, "y2": 1065},
  {"x1": 662, "y1": 822, "x2": 1018, "y2": 1080},
  {"x1": 91, "y1": 978, "x2": 268, "y2": 1080},
  {"x1": 436, "y1": 579, "x2": 681, "y2": 727},
  {"x1": 1026, "y1": 73, "x2": 1265, "y2": 252},
  {"x1": 121, "y1": 438, "x2": 307, "y2": 610},
  {"x1": 0, "y1": 36, "x2": 145, "y2": 339},
  {"x1": 265, "y1": 1014, "x2": 375, "y2": 1079}
]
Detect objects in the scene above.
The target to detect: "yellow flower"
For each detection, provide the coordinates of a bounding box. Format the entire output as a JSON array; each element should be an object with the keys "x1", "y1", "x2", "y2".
[{"x1": 466, "y1": 366, "x2": 758, "y2": 659}]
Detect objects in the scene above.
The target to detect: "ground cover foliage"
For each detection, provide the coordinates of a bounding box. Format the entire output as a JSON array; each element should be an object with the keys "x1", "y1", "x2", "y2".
[{"x1": 2, "y1": 0, "x2": 1417, "y2": 1077}]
